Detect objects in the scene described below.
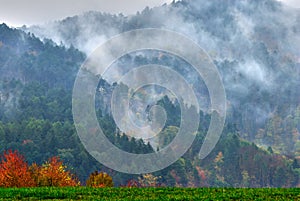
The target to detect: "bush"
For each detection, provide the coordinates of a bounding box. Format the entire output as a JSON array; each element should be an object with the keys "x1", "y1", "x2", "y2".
[
  {"x1": 138, "y1": 174, "x2": 160, "y2": 187},
  {"x1": 86, "y1": 171, "x2": 113, "y2": 187}
]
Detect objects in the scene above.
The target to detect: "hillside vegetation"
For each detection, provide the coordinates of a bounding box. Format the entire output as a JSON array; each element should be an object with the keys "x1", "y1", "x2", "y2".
[{"x1": 0, "y1": 0, "x2": 299, "y2": 187}]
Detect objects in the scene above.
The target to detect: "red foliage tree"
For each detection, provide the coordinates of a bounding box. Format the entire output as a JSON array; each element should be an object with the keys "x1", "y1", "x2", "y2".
[{"x1": 0, "y1": 150, "x2": 36, "y2": 187}]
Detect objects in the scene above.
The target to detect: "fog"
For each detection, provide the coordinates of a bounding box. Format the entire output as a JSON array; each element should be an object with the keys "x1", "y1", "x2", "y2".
[
  {"x1": 19, "y1": 0, "x2": 300, "y2": 148},
  {"x1": 0, "y1": 0, "x2": 175, "y2": 27}
]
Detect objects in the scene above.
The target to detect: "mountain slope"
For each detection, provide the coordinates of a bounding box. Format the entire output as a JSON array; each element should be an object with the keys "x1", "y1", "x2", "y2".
[
  {"x1": 0, "y1": 0, "x2": 299, "y2": 187},
  {"x1": 22, "y1": 0, "x2": 300, "y2": 155}
]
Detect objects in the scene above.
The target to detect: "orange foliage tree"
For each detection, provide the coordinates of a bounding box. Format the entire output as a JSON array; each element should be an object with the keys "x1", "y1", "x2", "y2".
[
  {"x1": 36, "y1": 156, "x2": 79, "y2": 187},
  {"x1": 0, "y1": 150, "x2": 79, "y2": 188},
  {"x1": 0, "y1": 150, "x2": 36, "y2": 187}
]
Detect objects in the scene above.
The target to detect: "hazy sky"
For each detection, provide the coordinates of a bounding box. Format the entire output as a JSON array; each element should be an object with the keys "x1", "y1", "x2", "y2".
[
  {"x1": 0, "y1": 0, "x2": 299, "y2": 27},
  {"x1": 0, "y1": 0, "x2": 174, "y2": 27}
]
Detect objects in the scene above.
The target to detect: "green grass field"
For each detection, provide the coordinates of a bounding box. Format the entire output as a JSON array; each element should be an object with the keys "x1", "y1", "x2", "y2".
[{"x1": 0, "y1": 187, "x2": 299, "y2": 200}]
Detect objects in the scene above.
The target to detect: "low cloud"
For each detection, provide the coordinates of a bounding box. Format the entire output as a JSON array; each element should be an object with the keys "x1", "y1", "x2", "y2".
[{"x1": 0, "y1": 0, "x2": 174, "y2": 27}]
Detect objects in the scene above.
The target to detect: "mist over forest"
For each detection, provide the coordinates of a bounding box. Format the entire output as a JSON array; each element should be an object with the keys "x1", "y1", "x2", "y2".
[
  {"x1": 0, "y1": 0, "x2": 299, "y2": 187},
  {"x1": 23, "y1": 0, "x2": 300, "y2": 153}
]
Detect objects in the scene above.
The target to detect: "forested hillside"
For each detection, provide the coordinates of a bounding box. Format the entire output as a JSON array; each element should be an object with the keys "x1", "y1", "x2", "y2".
[
  {"x1": 24, "y1": 0, "x2": 300, "y2": 155},
  {"x1": 0, "y1": 0, "x2": 299, "y2": 187}
]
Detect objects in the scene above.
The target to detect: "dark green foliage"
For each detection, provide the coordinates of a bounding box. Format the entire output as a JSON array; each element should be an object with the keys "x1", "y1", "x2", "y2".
[{"x1": 0, "y1": 23, "x2": 84, "y2": 88}]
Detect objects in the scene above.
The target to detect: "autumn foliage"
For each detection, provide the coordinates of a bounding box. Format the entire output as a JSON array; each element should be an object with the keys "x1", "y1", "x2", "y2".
[
  {"x1": 124, "y1": 174, "x2": 161, "y2": 188},
  {"x1": 31, "y1": 156, "x2": 79, "y2": 187},
  {"x1": 138, "y1": 174, "x2": 160, "y2": 187},
  {"x1": 0, "y1": 150, "x2": 35, "y2": 187},
  {"x1": 125, "y1": 179, "x2": 141, "y2": 188},
  {"x1": 0, "y1": 150, "x2": 79, "y2": 187},
  {"x1": 86, "y1": 171, "x2": 113, "y2": 187}
]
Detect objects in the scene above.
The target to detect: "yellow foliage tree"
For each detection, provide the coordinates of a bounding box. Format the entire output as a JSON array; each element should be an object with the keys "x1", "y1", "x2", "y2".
[
  {"x1": 86, "y1": 171, "x2": 113, "y2": 187},
  {"x1": 33, "y1": 156, "x2": 79, "y2": 187}
]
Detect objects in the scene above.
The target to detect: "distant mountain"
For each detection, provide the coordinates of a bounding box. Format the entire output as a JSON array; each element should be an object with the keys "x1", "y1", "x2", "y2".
[
  {"x1": 0, "y1": 0, "x2": 299, "y2": 187},
  {"x1": 22, "y1": 0, "x2": 300, "y2": 154},
  {"x1": 0, "y1": 23, "x2": 84, "y2": 120},
  {"x1": 0, "y1": 23, "x2": 84, "y2": 85}
]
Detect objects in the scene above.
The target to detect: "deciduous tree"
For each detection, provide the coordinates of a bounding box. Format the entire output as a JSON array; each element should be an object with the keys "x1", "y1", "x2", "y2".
[{"x1": 0, "y1": 150, "x2": 35, "y2": 187}]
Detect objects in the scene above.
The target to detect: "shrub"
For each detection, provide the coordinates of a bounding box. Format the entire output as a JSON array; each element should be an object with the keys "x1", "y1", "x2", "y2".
[
  {"x1": 86, "y1": 171, "x2": 113, "y2": 187},
  {"x1": 125, "y1": 179, "x2": 140, "y2": 187},
  {"x1": 138, "y1": 174, "x2": 160, "y2": 187}
]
